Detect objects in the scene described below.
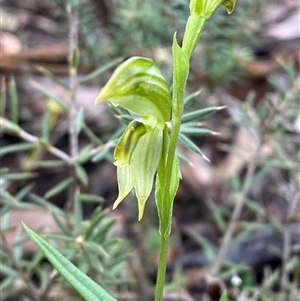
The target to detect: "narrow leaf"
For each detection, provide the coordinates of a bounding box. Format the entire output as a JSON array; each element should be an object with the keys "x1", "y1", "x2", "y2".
[
  {"x1": 9, "y1": 78, "x2": 18, "y2": 124},
  {"x1": 0, "y1": 142, "x2": 35, "y2": 158},
  {"x1": 80, "y1": 57, "x2": 124, "y2": 83},
  {"x1": 79, "y1": 193, "x2": 104, "y2": 204},
  {"x1": 180, "y1": 126, "x2": 219, "y2": 136},
  {"x1": 82, "y1": 123, "x2": 103, "y2": 145},
  {"x1": 70, "y1": 46, "x2": 80, "y2": 69},
  {"x1": 32, "y1": 160, "x2": 67, "y2": 169},
  {"x1": 44, "y1": 178, "x2": 73, "y2": 199},
  {"x1": 1, "y1": 172, "x2": 37, "y2": 180},
  {"x1": 41, "y1": 105, "x2": 51, "y2": 140},
  {"x1": 181, "y1": 106, "x2": 226, "y2": 123},
  {"x1": 85, "y1": 209, "x2": 107, "y2": 241},
  {"x1": 76, "y1": 145, "x2": 93, "y2": 164},
  {"x1": 23, "y1": 224, "x2": 117, "y2": 301},
  {"x1": 75, "y1": 164, "x2": 88, "y2": 186},
  {"x1": 85, "y1": 241, "x2": 109, "y2": 258},
  {"x1": 29, "y1": 193, "x2": 65, "y2": 215},
  {"x1": 178, "y1": 134, "x2": 209, "y2": 161},
  {"x1": 31, "y1": 81, "x2": 68, "y2": 111},
  {"x1": 35, "y1": 65, "x2": 70, "y2": 90},
  {"x1": 184, "y1": 89, "x2": 202, "y2": 106},
  {"x1": 76, "y1": 108, "x2": 84, "y2": 135},
  {"x1": 0, "y1": 80, "x2": 6, "y2": 117},
  {"x1": 51, "y1": 211, "x2": 73, "y2": 237},
  {"x1": 92, "y1": 143, "x2": 114, "y2": 162},
  {"x1": 219, "y1": 290, "x2": 228, "y2": 301}
]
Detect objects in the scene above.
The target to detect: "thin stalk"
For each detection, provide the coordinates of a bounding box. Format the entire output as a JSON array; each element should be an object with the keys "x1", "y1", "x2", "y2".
[
  {"x1": 154, "y1": 47, "x2": 187, "y2": 301},
  {"x1": 0, "y1": 116, "x2": 72, "y2": 162},
  {"x1": 154, "y1": 14, "x2": 206, "y2": 301},
  {"x1": 154, "y1": 234, "x2": 170, "y2": 301},
  {"x1": 211, "y1": 155, "x2": 258, "y2": 275},
  {"x1": 66, "y1": 0, "x2": 79, "y2": 212}
]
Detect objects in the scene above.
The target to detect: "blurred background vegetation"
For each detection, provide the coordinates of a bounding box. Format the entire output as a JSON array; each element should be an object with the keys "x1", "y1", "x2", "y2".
[{"x1": 1, "y1": 0, "x2": 299, "y2": 300}]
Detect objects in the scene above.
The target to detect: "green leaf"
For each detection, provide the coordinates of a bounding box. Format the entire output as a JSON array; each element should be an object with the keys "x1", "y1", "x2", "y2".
[
  {"x1": 84, "y1": 241, "x2": 109, "y2": 258},
  {"x1": 51, "y1": 210, "x2": 73, "y2": 237},
  {"x1": 23, "y1": 223, "x2": 117, "y2": 301},
  {"x1": 206, "y1": 199, "x2": 227, "y2": 232},
  {"x1": 0, "y1": 142, "x2": 35, "y2": 158},
  {"x1": 41, "y1": 105, "x2": 51, "y2": 140},
  {"x1": 219, "y1": 290, "x2": 228, "y2": 301},
  {"x1": 70, "y1": 46, "x2": 80, "y2": 69},
  {"x1": 82, "y1": 124, "x2": 103, "y2": 145},
  {"x1": 172, "y1": 35, "x2": 189, "y2": 114},
  {"x1": 89, "y1": 218, "x2": 115, "y2": 242},
  {"x1": 44, "y1": 178, "x2": 73, "y2": 199},
  {"x1": 184, "y1": 90, "x2": 202, "y2": 106},
  {"x1": 0, "y1": 117, "x2": 20, "y2": 134},
  {"x1": 15, "y1": 184, "x2": 34, "y2": 202},
  {"x1": 35, "y1": 65, "x2": 70, "y2": 90},
  {"x1": 187, "y1": 228, "x2": 216, "y2": 264},
  {"x1": 92, "y1": 143, "x2": 114, "y2": 162},
  {"x1": 79, "y1": 57, "x2": 124, "y2": 84},
  {"x1": 79, "y1": 193, "x2": 104, "y2": 204},
  {"x1": 0, "y1": 172, "x2": 37, "y2": 180},
  {"x1": 180, "y1": 126, "x2": 219, "y2": 136},
  {"x1": 31, "y1": 81, "x2": 68, "y2": 111},
  {"x1": 0, "y1": 80, "x2": 6, "y2": 117},
  {"x1": 32, "y1": 160, "x2": 67, "y2": 169},
  {"x1": 76, "y1": 145, "x2": 93, "y2": 164},
  {"x1": 181, "y1": 106, "x2": 226, "y2": 123},
  {"x1": 29, "y1": 193, "x2": 65, "y2": 215},
  {"x1": 75, "y1": 164, "x2": 89, "y2": 186},
  {"x1": 84, "y1": 208, "x2": 106, "y2": 241},
  {"x1": 76, "y1": 108, "x2": 84, "y2": 135},
  {"x1": 178, "y1": 133, "x2": 209, "y2": 161},
  {"x1": 9, "y1": 78, "x2": 18, "y2": 124}
]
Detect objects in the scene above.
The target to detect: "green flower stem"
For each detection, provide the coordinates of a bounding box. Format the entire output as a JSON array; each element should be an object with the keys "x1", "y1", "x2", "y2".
[
  {"x1": 154, "y1": 233, "x2": 170, "y2": 301},
  {"x1": 154, "y1": 16, "x2": 206, "y2": 301}
]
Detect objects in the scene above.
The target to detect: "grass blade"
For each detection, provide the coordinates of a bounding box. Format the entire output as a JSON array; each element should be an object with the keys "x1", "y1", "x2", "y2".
[{"x1": 79, "y1": 57, "x2": 124, "y2": 83}]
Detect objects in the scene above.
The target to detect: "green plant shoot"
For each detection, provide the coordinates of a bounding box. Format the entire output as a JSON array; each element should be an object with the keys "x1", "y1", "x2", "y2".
[
  {"x1": 19, "y1": 1, "x2": 237, "y2": 301},
  {"x1": 95, "y1": 1, "x2": 237, "y2": 300}
]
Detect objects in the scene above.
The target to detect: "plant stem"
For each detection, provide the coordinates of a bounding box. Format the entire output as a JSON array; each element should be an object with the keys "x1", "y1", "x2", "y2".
[
  {"x1": 155, "y1": 14, "x2": 206, "y2": 301},
  {"x1": 155, "y1": 233, "x2": 170, "y2": 301},
  {"x1": 0, "y1": 116, "x2": 72, "y2": 162},
  {"x1": 154, "y1": 47, "x2": 187, "y2": 301},
  {"x1": 66, "y1": 0, "x2": 79, "y2": 212}
]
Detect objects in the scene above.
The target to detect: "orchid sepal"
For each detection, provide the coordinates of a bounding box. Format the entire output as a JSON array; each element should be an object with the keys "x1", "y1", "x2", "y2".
[{"x1": 95, "y1": 57, "x2": 171, "y2": 126}]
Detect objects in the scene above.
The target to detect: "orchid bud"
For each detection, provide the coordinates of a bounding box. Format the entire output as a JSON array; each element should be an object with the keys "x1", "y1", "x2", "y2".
[{"x1": 190, "y1": 0, "x2": 236, "y2": 18}]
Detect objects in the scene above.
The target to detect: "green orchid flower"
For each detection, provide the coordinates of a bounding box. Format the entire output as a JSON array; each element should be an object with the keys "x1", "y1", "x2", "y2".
[{"x1": 95, "y1": 57, "x2": 171, "y2": 220}]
